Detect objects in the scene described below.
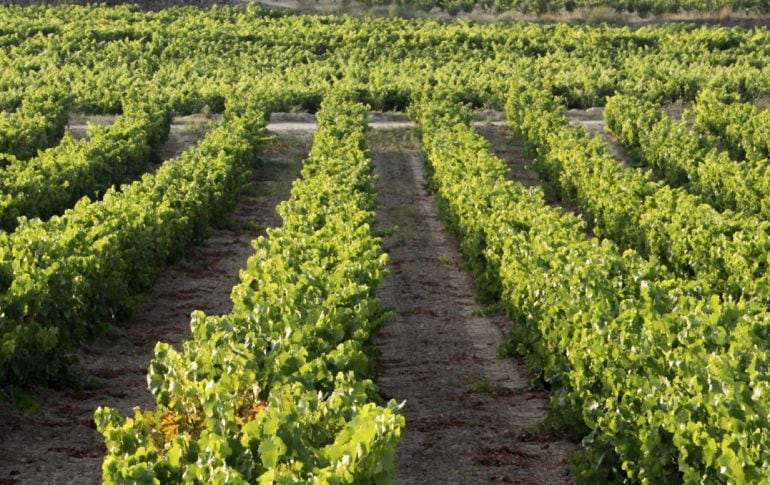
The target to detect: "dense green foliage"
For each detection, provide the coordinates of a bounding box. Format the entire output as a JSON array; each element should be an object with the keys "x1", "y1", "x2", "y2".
[
  {"x1": 507, "y1": 80, "x2": 770, "y2": 306},
  {"x1": 413, "y1": 97, "x2": 770, "y2": 483},
  {"x1": 1, "y1": 5, "x2": 770, "y2": 482},
  {"x1": 693, "y1": 88, "x2": 770, "y2": 163},
  {"x1": 0, "y1": 91, "x2": 69, "y2": 161},
  {"x1": 0, "y1": 95, "x2": 171, "y2": 231},
  {"x1": 0, "y1": 95, "x2": 265, "y2": 386},
  {"x1": 604, "y1": 93, "x2": 770, "y2": 218},
  {"x1": 3, "y1": 5, "x2": 770, "y2": 115},
  {"x1": 96, "y1": 92, "x2": 403, "y2": 484}
]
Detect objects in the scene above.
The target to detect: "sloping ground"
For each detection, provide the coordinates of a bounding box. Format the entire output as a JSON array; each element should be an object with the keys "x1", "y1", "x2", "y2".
[
  {"x1": 370, "y1": 127, "x2": 576, "y2": 484},
  {"x1": 0, "y1": 130, "x2": 311, "y2": 484}
]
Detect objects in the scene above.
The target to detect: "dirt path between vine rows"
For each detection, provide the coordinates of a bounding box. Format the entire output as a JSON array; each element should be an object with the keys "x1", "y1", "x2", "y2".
[
  {"x1": 370, "y1": 127, "x2": 576, "y2": 484},
  {"x1": 67, "y1": 113, "x2": 216, "y2": 172},
  {"x1": 0, "y1": 129, "x2": 311, "y2": 484}
]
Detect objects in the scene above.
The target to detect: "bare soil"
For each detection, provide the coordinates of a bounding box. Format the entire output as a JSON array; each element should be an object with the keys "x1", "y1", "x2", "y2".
[
  {"x1": 477, "y1": 122, "x2": 594, "y2": 240},
  {"x1": 565, "y1": 107, "x2": 633, "y2": 166},
  {"x1": 0, "y1": 129, "x2": 311, "y2": 485},
  {"x1": 370, "y1": 127, "x2": 576, "y2": 484},
  {"x1": 224, "y1": 0, "x2": 770, "y2": 27},
  {"x1": 66, "y1": 113, "x2": 116, "y2": 139},
  {"x1": 9, "y1": 0, "x2": 770, "y2": 27},
  {"x1": 661, "y1": 101, "x2": 692, "y2": 123},
  {"x1": 475, "y1": 123, "x2": 540, "y2": 188},
  {"x1": 157, "y1": 115, "x2": 218, "y2": 163},
  {"x1": 67, "y1": 113, "x2": 215, "y2": 171}
]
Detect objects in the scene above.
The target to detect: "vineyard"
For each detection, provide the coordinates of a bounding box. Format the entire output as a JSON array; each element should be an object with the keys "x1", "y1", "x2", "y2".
[{"x1": 1, "y1": 4, "x2": 770, "y2": 483}]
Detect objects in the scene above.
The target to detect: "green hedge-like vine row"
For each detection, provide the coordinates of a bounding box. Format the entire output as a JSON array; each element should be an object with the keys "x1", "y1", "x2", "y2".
[
  {"x1": 604, "y1": 93, "x2": 770, "y2": 219},
  {"x1": 0, "y1": 91, "x2": 69, "y2": 161},
  {"x1": 3, "y1": 6, "x2": 770, "y2": 120},
  {"x1": 506, "y1": 81, "x2": 770, "y2": 305},
  {"x1": 0, "y1": 95, "x2": 172, "y2": 231},
  {"x1": 693, "y1": 89, "x2": 770, "y2": 164},
  {"x1": 0, "y1": 93, "x2": 266, "y2": 386},
  {"x1": 411, "y1": 95, "x2": 770, "y2": 483},
  {"x1": 95, "y1": 91, "x2": 403, "y2": 483}
]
